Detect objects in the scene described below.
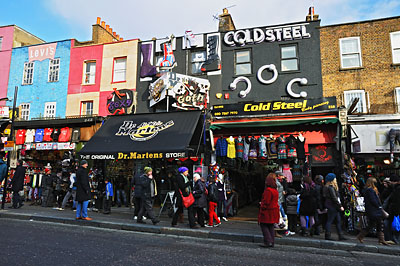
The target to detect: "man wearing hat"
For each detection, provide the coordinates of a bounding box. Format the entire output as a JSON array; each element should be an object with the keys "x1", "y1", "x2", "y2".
[
  {"x1": 137, "y1": 167, "x2": 160, "y2": 225},
  {"x1": 75, "y1": 160, "x2": 92, "y2": 220},
  {"x1": 171, "y1": 166, "x2": 196, "y2": 228}
]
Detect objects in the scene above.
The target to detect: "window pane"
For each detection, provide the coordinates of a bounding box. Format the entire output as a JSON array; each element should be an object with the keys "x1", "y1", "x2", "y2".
[
  {"x1": 236, "y1": 63, "x2": 251, "y2": 75},
  {"x1": 0, "y1": 37, "x2": 3, "y2": 51},
  {"x1": 281, "y1": 46, "x2": 296, "y2": 59},
  {"x1": 393, "y1": 49, "x2": 400, "y2": 64},
  {"x1": 236, "y1": 51, "x2": 250, "y2": 63},
  {"x1": 341, "y1": 39, "x2": 359, "y2": 54},
  {"x1": 191, "y1": 51, "x2": 206, "y2": 63},
  {"x1": 281, "y1": 59, "x2": 298, "y2": 71},
  {"x1": 342, "y1": 54, "x2": 361, "y2": 68},
  {"x1": 345, "y1": 92, "x2": 365, "y2": 113},
  {"x1": 392, "y1": 33, "x2": 400, "y2": 49}
]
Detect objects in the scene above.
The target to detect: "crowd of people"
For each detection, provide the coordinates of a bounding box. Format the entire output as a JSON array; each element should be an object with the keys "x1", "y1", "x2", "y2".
[{"x1": 258, "y1": 171, "x2": 400, "y2": 248}]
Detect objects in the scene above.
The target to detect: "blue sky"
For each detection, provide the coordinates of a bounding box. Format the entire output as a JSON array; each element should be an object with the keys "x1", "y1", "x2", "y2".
[{"x1": 1, "y1": 0, "x2": 400, "y2": 42}]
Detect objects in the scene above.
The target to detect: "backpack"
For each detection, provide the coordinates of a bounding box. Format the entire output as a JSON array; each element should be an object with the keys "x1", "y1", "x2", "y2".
[{"x1": 207, "y1": 183, "x2": 218, "y2": 203}]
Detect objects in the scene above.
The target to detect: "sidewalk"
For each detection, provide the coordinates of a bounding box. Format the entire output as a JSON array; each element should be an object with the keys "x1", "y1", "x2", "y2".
[{"x1": 0, "y1": 204, "x2": 399, "y2": 256}]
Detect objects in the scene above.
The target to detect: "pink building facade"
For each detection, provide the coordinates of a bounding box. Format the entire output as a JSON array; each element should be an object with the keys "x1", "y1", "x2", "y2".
[{"x1": 0, "y1": 26, "x2": 15, "y2": 101}]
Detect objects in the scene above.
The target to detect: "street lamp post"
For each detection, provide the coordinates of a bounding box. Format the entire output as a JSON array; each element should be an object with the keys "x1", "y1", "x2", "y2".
[{"x1": 1, "y1": 86, "x2": 18, "y2": 209}]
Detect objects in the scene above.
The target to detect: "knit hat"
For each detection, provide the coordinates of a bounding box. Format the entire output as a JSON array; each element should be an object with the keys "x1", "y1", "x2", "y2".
[
  {"x1": 193, "y1": 173, "x2": 201, "y2": 179},
  {"x1": 178, "y1": 166, "x2": 189, "y2": 173},
  {"x1": 144, "y1": 167, "x2": 153, "y2": 174},
  {"x1": 80, "y1": 160, "x2": 88, "y2": 166},
  {"x1": 326, "y1": 173, "x2": 336, "y2": 182}
]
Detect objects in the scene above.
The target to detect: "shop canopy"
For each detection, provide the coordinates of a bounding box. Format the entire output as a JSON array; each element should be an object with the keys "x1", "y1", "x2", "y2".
[{"x1": 79, "y1": 110, "x2": 201, "y2": 160}]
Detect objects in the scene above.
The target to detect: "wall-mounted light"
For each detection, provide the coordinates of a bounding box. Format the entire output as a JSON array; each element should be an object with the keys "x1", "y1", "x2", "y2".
[{"x1": 383, "y1": 159, "x2": 391, "y2": 165}]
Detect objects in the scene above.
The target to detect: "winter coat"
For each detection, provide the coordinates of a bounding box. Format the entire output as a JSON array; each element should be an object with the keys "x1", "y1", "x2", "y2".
[
  {"x1": 299, "y1": 186, "x2": 318, "y2": 216},
  {"x1": 10, "y1": 165, "x2": 25, "y2": 192},
  {"x1": 286, "y1": 194, "x2": 299, "y2": 215},
  {"x1": 276, "y1": 180, "x2": 284, "y2": 205},
  {"x1": 216, "y1": 181, "x2": 226, "y2": 201},
  {"x1": 388, "y1": 184, "x2": 400, "y2": 216},
  {"x1": 207, "y1": 183, "x2": 218, "y2": 203},
  {"x1": 76, "y1": 166, "x2": 91, "y2": 202},
  {"x1": 258, "y1": 187, "x2": 280, "y2": 224},
  {"x1": 173, "y1": 173, "x2": 192, "y2": 208},
  {"x1": 323, "y1": 185, "x2": 342, "y2": 211},
  {"x1": 314, "y1": 183, "x2": 324, "y2": 210},
  {"x1": 0, "y1": 159, "x2": 7, "y2": 183},
  {"x1": 105, "y1": 182, "x2": 113, "y2": 197},
  {"x1": 362, "y1": 187, "x2": 382, "y2": 219},
  {"x1": 140, "y1": 174, "x2": 157, "y2": 199},
  {"x1": 193, "y1": 180, "x2": 207, "y2": 208},
  {"x1": 132, "y1": 174, "x2": 143, "y2": 198}
]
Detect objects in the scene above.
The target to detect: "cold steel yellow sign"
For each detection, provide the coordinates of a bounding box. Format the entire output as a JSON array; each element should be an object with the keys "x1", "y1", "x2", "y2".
[{"x1": 212, "y1": 97, "x2": 337, "y2": 117}]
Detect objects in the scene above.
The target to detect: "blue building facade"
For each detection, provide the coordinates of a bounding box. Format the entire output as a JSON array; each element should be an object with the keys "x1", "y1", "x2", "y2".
[{"x1": 7, "y1": 40, "x2": 72, "y2": 119}]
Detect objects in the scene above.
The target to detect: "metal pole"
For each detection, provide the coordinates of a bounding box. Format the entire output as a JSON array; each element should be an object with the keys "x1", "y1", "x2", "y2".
[{"x1": 1, "y1": 86, "x2": 18, "y2": 209}]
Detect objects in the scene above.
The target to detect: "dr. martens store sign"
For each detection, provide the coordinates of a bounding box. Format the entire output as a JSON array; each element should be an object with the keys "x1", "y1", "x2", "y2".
[{"x1": 212, "y1": 97, "x2": 337, "y2": 117}]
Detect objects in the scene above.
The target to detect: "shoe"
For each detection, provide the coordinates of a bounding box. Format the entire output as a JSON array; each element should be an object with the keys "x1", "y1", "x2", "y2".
[
  {"x1": 284, "y1": 231, "x2": 290, "y2": 236},
  {"x1": 338, "y1": 234, "x2": 348, "y2": 241},
  {"x1": 325, "y1": 232, "x2": 333, "y2": 241},
  {"x1": 82, "y1": 217, "x2": 92, "y2": 221},
  {"x1": 222, "y1": 217, "x2": 228, "y2": 222},
  {"x1": 76, "y1": 217, "x2": 82, "y2": 220},
  {"x1": 386, "y1": 240, "x2": 396, "y2": 245},
  {"x1": 133, "y1": 216, "x2": 138, "y2": 220},
  {"x1": 143, "y1": 217, "x2": 147, "y2": 220},
  {"x1": 205, "y1": 224, "x2": 213, "y2": 228},
  {"x1": 137, "y1": 220, "x2": 146, "y2": 224},
  {"x1": 190, "y1": 225, "x2": 200, "y2": 229},
  {"x1": 289, "y1": 231, "x2": 296, "y2": 235},
  {"x1": 8, "y1": 206, "x2": 16, "y2": 209},
  {"x1": 259, "y1": 244, "x2": 271, "y2": 248},
  {"x1": 58, "y1": 208, "x2": 65, "y2": 211},
  {"x1": 152, "y1": 219, "x2": 160, "y2": 225},
  {"x1": 214, "y1": 222, "x2": 221, "y2": 227}
]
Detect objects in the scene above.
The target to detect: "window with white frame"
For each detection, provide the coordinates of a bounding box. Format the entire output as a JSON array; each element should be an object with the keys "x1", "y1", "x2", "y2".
[
  {"x1": 113, "y1": 57, "x2": 127, "y2": 82},
  {"x1": 281, "y1": 45, "x2": 299, "y2": 71},
  {"x1": 390, "y1": 31, "x2": 400, "y2": 64},
  {"x1": 395, "y1": 87, "x2": 400, "y2": 113},
  {"x1": 81, "y1": 101, "x2": 93, "y2": 116},
  {"x1": 20, "y1": 103, "x2": 30, "y2": 120},
  {"x1": 344, "y1": 90, "x2": 367, "y2": 113},
  {"x1": 0, "y1": 37, "x2": 3, "y2": 51},
  {"x1": 83, "y1": 61, "x2": 96, "y2": 84},
  {"x1": 191, "y1": 51, "x2": 206, "y2": 74},
  {"x1": 44, "y1": 102, "x2": 56, "y2": 118},
  {"x1": 48, "y1": 58, "x2": 60, "y2": 82},
  {"x1": 235, "y1": 50, "x2": 251, "y2": 75},
  {"x1": 22, "y1": 62, "x2": 34, "y2": 85},
  {"x1": 339, "y1": 37, "x2": 362, "y2": 69}
]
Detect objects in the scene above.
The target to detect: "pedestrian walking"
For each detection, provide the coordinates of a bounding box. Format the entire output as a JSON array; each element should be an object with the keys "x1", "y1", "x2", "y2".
[
  {"x1": 137, "y1": 167, "x2": 160, "y2": 225},
  {"x1": 357, "y1": 177, "x2": 389, "y2": 245},
  {"x1": 205, "y1": 178, "x2": 221, "y2": 227},
  {"x1": 192, "y1": 173, "x2": 207, "y2": 227},
  {"x1": 216, "y1": 174, "x2": 228, "y2": 222},
  {"x1": 286, "y1": 188, "x2": 298, "y2": 235},
  {"x1": 323, "y1": 173, "x2": 347, "y2": 241},
  {"x1": 258, "y1": 173, "x2": 280, "y2": 248},
  {"x1": 299, "y1": 176, "x2": 318, "y2": 236},
  {"x1": 103, "y1": 177, "x2": 113, "y2": 214},
  {"x1": 115, "y1": 170, "x2": 128, "y2": 207},
  {"x1": 60, "y1": 170, "x2": 77, "y2": 210},
  {"x1": 0, "y1": 154, "x2": 7, "y2": 184},
  {"x1": 75, "y1": 160, "x2": 92, "y2": 221},
  {"x1": 9, "y1": 160, "x2": 25, "y2": 209},
  {"x1": 41, "y1": 165, "x2": 54, "y2": 207}
]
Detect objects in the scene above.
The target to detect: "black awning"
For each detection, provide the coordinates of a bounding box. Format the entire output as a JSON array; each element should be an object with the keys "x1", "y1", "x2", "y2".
[{"x1": 79, "y1": 110, "x2": 201, "y2": 160}]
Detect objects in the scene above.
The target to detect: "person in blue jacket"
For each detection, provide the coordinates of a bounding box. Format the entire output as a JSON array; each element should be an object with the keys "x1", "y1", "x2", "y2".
[
  {"x1": 0, "y1": 154, "x2": 8, "y2": 184},
  {"x1": 103, "y1": 177, "x2": 113, "y2": 214}
]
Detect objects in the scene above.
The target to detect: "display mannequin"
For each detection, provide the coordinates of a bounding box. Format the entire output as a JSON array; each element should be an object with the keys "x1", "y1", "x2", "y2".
[
  {"x1": 258, "y1": 135, "x2": 267, "y2": 158},
  {"x1": 296, "y1": 133, "x2": 306, "y2": 160}
]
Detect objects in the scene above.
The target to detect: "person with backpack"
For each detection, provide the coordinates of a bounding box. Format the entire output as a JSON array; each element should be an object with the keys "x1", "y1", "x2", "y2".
[{"x1": 205, "y1": 178, "x2": 221, "y2": 227}]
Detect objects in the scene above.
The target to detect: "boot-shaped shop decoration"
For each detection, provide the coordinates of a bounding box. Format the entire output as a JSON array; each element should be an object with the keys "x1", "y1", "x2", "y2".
[
  {"x1": 201, "y1": 35, "x2": 221, "y2": 72},
  {"x1": 140, "y1": 43, "x2": 157, "y2": 78},
  {"x1": 185, "y1": 30, "x2": 198, "y2": 48},
  {"x1": 158, "y1": 35, "x2": 177, "y2": 69}
]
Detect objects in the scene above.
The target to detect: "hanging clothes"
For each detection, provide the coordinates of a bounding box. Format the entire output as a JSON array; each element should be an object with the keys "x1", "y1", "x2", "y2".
[
  {"x1": 25, "y1": 129, "x2": 36, "y2": 143},
  {"x1": 43, "y1": 128, "x2": 53, "y2": 142},
  {"x1": 243, "y1": 137, "x2": 250, "y2": 161},
  {"x1": 276, "y1": 136, "x2": 287, "y2": 159},
  {"x1": 266, "y1": 136, "x2": 277, "y2": 159},
  {"x1": 292, "y1": 163, "x2": 302, "y2": 182},
  {"x1": 296, "y1": 136, "x2": 306, "y2": 160},
  {"x1": 282, "y1": 163, "x2": 293, "y2": 183},
  {"x1": 249, "y1": 136, "x2": 258, "y2": 159},
  {"x1": 235, "y1": 136, "x2": 244, "y2": 158},
  {"x1": 258, "y1": 135, "x2": 267, "y2": 157},
  {"x1": 35, "y1": 129, "x2": 44, "y2": 142},
  {"x1": 15, "y1": 129, "x2": 27, "y2": 145},
  {"x1": 226, "y1": 137, "x2": 236, "y2": 159},
  {"x1": 286, "y1": 135, "x2": 297, "y2": 158},
  {"x1": 215, "y1": 137, "x2": 228, "y2": 157}
]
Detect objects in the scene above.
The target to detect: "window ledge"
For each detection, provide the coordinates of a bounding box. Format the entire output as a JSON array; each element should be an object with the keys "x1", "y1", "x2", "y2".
[
  {"x1": 391, "y1": 63, "x2": 400, "y2": 68},
  {"x1": 279, "y1": 70, "x2": 301, "y2": 74},
  {"x1": 339, "y1": 67, "x2": 364, "y2": 71},
  {"x1": 82, "y1": 83, "x2": 96, "y2": 86},
  {"x1": 233, "y1": 73, "x2": 253, "y2": 78},
  {"x1": 111, "y1": 81, "x2": 126, "y2": 84}
]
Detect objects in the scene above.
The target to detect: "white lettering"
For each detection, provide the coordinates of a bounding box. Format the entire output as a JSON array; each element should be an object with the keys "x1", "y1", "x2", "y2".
[
  {"x1": 282, "y1": 27, "x2": 292, "y2": 40},
  {"x1": 301, "y1": 25, "x2": 311, "y2": 38},
  {"x1": 224, "y1": 31, "x2": 235, "y2": 46},
  {"x1": 265, "y1": 29, "x2": 275, "y2": 42},
  {"x1": 292, "y1": 26, "x2": 302, "y2": 39},
  {"x1": 253, "y1": 28, "x2": 265, "y2": 44}
]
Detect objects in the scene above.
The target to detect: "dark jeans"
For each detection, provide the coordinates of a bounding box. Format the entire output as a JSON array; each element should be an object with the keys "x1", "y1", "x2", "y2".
[
  {"x1": 172, "y1": 205, "x2": 195, "y2": 228},
  {"x1": 103, "y1": 197, "x2": 111, "y2": 214},
  {"x1": 12, "y1": 191, "x2": 22, "y2": 208},
  {"x1": 365, "y1": 216, "x2": 383, "y2": 233},
  {"x1": 134, "y1": 197, "x2": 141, "y2": 216},
  {"x1": 325, "y1": 207, "x2": 342, "y2": 234},
  {"x1": 217, "y1": 199, "x2": 227, "y2": 217},
  {"x1": 193, "y1": 207, "x2": 205, "y2": 227},
  {"x1": 138, "y1": 197, "x2": 156, "y2": 222},
  {"x1": 260, "y1": 223, "x2": 275, "y2": 245},
  {"x1": 288, "y1": 214, "x2": 297, "y2": 232}
]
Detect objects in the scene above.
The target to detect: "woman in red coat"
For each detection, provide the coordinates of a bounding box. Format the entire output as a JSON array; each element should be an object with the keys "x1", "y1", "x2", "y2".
[{"x1": 258, "y1": 173, "x2": 280, "y2": 248}]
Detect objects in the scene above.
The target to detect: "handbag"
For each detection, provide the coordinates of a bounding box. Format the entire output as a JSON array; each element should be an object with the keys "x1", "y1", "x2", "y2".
[
  {"x1": 381, "y1": 209, "x2": 389, "y2": 219},
  {"x1": 179, "y1": 189, "x2": 194, "y2": 208}
]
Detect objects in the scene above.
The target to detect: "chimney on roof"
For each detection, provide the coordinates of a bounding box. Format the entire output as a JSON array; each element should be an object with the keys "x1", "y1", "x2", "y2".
[
  {"x1": 306, "y1": 6, "x2": 319, "y2": 21},
  {"x1": 218, "y1": 8, "x2": 236, "y2": 32},
  {"x1": 92, "y1": 18, "x2": 123, "y2": 44}
]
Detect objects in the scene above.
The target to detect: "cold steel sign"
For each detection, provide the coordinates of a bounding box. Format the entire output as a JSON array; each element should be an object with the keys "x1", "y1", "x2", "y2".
[{"x1": 212, "y1": 97, "x2": 337, "y2": 117}]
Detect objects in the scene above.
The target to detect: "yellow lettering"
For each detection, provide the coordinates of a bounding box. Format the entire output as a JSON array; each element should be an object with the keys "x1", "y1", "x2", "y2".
[
  {"x1": 154, "y1": 153, "x2": 159, "y2": 159},
  {"x1": 295, "y1": 102, "x2": 302, "y2": 108},
  {"x1": 118, "y1": 153, "x2": 124, "y2": 159},
  {"x1": 149, "y1": 153, "x2": 153, "y2": 159},
  {"x1": 244, "y1": 104, "x2": 251, "y2": 111},
  {"x1": 159, "y1": 153, "x2": 163, "y2": 158},
  {"x1": 124, "y1": 154, "x2": 128, "y2": 159},
  {"x1": 262, "y1": 103, "x2": 271, "y2": 110},
  {"x1": 273, "y1": 102, "x2": 281, "y2": 110},
  {"x1": 251, "y1": 105, "x2": 258, "y2": 111},
  {"x1": 287, "y1": 103, "x2": 294, "y2": 109}
]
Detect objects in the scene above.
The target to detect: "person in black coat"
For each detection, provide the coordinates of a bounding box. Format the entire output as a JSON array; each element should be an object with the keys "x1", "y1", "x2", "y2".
[
  {"x1": 206, "y1": 179, "x2": 221, "y2": 227},
  {"x1": 131, "y1": 173, "x2": 143, "y2": 219},
  {"x1": 192, "y1": 173, "x2": 207, "y2": 227},
  {"x1": 171, "y1": 167, "x2": 196, "y2": 228},
  {"x1": 9, "y1": 160, "x2": 25, "y2": 209},
  {"x1": 387, "y1": 174, "x2": 400, "y2": 244},
  {"x1": 299, "y1": 176, "x2": 318, "y2": 236},
  {"x1": 357, "y1": 177, "x2": 389, "y2": 245},
  {"x1": 137, "y1": 167, "x2": 159, "y2": 225},
  {"x1": 75, "y1": 160, "x2": 92, "y2": 220}
]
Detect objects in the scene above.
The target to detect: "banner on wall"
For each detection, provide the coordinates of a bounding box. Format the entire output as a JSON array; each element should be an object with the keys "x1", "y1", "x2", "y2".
[
  {"x1": 212, "y1": 97, "x2": 337, "y2": 117},
  {"x1": 29, "y1": 43, "x2": 57, "y2": 62},
  {"x1": 351, "y1": 124, "x2": 400, "y2": 153},
  {"x1": 309, "y1": 144, "x2": 335, "y2": 166},
  {"x1": 106, "y1": 88, "x2": 136, "y2": 115}
]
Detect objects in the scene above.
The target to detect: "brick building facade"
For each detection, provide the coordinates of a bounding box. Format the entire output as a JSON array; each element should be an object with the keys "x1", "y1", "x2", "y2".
[{"x1": 320, "y1": 16, "x2": 400, "y2": 114}]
